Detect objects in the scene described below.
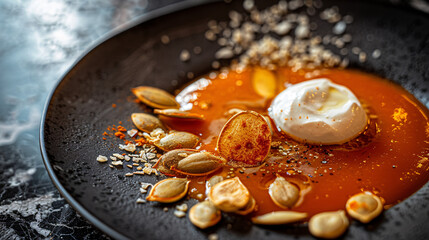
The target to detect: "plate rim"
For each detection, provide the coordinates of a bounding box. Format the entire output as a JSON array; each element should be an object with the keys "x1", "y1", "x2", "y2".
[{"x1": 39, "y1": 1, "x2": 218, "y2": 239}]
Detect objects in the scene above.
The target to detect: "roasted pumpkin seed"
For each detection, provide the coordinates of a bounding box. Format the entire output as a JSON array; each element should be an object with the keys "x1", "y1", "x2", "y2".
[
  {"x1": 189, "y1": 201, "x2": 221, "y2": 229},
  {"x1": 154, "y1": 149, "x2": 198, "y2": 176},
  {"x1": 346, "y1": 192, "x2": 383, "y2": 223},
  {"x1": 268, "y1": 176, "x2": 300, "y2": 208},
  {"x1": 174, "y1": 152, "x2": 226, "y2": 175},
  {"x1": 131, "y1": 113, "x2": 165, "y2": 133},
  {"x1": 154, "y1": 163, "x2": 178, "y2": 176},
  {"x1": 217, "y1": 111, "x2": 271, "y2": 167},
  {"x1": 156, "y1": 149, "x2": 198, "y2": 168},
  {"x1": 146, "y1": 178, "x2": 189, "y2": 203},
  {"x1": 209, "y1": 177, "x2": 250, "y2": 212},
  {"x1": 251, "y1": 211, "x2": 307, "y2": 225},
  {"x1": 154, "y1": 109, "x2": 205, "y2": 120},
  {"x1": 132, "y1": 86, "x2": 180, "y2": 109},
  {"x1": 152, "y1": 131, "x2": 200, "y2": 151},
  {"x1": 252, "y1": 67, "x2": 277, "y2": 98},
  {"x1": 308, "y1": 210, "x2": 349, "y2": 239},
  {"x1": 235, "y1": 196, "x2": 256, "y2": 215}
]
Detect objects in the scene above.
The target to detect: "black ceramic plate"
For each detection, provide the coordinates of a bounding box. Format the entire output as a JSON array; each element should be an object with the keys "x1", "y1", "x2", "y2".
[{"x1": 41, "y1": 0, "x2": 429, "y2": 239}]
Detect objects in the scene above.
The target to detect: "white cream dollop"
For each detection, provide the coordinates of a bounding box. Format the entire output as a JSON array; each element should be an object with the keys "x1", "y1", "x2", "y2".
[{"x1": 268, "y1": 78, "x2": 367, "y2": 145}]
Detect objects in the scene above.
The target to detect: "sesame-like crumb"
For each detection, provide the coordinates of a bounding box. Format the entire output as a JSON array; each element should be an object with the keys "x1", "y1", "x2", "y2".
[
  {"x1": 372, "y1": 49, "x2": 381, "y2": 59},
  {"x1": 208, "y1": 233, "x2": 219, "y2": 240},
  {"x1": 113, "y1": 153, "x2": 124, "y2": 160},
  {"x1": 176, "y1": 203, "x2": 188, "y2": 212},
  {"x1": 180, "y1": 50, "x2": 191, "y2": 62},
  {"x1": 174, "y1": 210, "x2": 186, "y2": 218},
  {"x1": 96, "y1": 155, "x2": 108, "y2": 163},
  {"x1": 161, "y1": 35, "x2": 170, "y2": 44},
  {"x1": 141, "y1": 182, "x2": 152, "y2": 190}
]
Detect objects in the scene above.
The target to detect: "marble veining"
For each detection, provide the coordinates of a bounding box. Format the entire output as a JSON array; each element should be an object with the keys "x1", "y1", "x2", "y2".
[{"x1": 0, "y1": 0, "x2": 178, "y2": 239}]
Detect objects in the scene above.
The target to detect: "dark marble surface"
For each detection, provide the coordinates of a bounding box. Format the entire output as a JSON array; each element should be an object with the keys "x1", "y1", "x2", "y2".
[
  {"x1": 0, "y1": 0, "x2": 428, "y2": 240},
  {"x1": 0, "y1": 0, "x2": 182, "y2": 239}
]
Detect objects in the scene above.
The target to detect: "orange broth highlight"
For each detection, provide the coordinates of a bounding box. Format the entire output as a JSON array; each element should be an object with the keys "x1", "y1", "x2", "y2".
[{"x1": 162, "y1": 67, "x2": 429, "y2": 218}]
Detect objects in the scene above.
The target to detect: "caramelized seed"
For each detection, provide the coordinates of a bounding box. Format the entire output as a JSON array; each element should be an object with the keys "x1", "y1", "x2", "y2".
[
  {"x1": 132, "y1": 86, "x2": 180, "y2": 109},
  {"x1": 252, "y1": 67, "x2": 277, "y2": 98},
  {"x1": 131, "y1": 113, "x2": 165, "y2": 133},
  {"x1": 308, "y1": 210, "x2": 349, "y2": 239},
  {"x1": 209, "y1": 177, "x2": 250, "y2": 212},
  {"x1": 217, "y1": 111, "x2": 271, "y2": 167},
  {"x1": 146, "y1": 178, "x2": 189, "y2": 203},
  {"x1": 174, "y1": 152, "x2": 226, "y2": 175},
  {"x1": 154, "y1": 109, "x2": 205, "y2": 120},
  {"x1": 268, "y1": 176, "x2": 300, "y2": 208},
  {"x1": 235, "y1": 197, "x2": 257, "y2": 215},
  {"x1": 153, "y1": 131, "x2": 200, "y2": 151},
  {"x1": 346, "y1": 192, "x2": 383, "y2": 223},
  {"x1": 251, "y1": 211, "x2": 307, "y2": 225},
  {"x1": 189, "y1": 201, "x2": 221, "y2": 229}
]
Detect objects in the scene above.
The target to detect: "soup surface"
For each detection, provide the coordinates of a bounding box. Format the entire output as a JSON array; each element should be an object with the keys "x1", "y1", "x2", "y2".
[{"x1": 161, "y1": 67, "x2": 429, "y2": 217}]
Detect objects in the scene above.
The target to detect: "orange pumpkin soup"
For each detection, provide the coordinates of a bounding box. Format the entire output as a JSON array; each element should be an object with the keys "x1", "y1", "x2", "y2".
[{"x1": 160, "y1": 67, "x2": 429, "y2": 218}]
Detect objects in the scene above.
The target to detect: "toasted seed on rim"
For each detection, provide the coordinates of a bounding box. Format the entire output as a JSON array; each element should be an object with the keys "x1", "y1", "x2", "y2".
[
  {"x1": 156, "y1": 149, "x2": 199, "y2": 168},
  {"x1": 154, "y1": 149, "x2": 199, "y2": 176},
  {"x1": 308, "y1": 210, "x2": 349, "y2": 239},
  {"x1": 251, "y1": 211, "x2": 308, "y2": 225},
  {"x1": 217, "y1": 111, "x2": 272, "y2": 167},
  {"x1": 268, "y1": 175, "x2": 300, "y2": 208},
  {"x1": 132, "y1": 86, "x2": 180, "y2": 109},
  {"x1": 209, "y1": 177, "x2": 250, "y2": 212},
  {"x1": 252, "y1": 67, "x2": 277, "y2": 98},
  {"x1": 235, "y1": 196, "x2": 257, "y2": 215},
  {"x1": 146, "y1": 178, "x2": 189, "y2": 203},
  {"x1": 155, "y1": 163, "x2": 179, "y2": 176},
  {"x1": 346, "y1": 191, "x2": 383, "y2": 223},
  {"x1": 189, "y1": 200, "x2": 221, "y2": 229},
  {"x1": 153, "y1": 131, "x2": 200, "y2": 151},
  {"x1": 154, "y1": 109, "x2": 205, "y2": 120},
  {"x1": 173, "y1": 152, "x2": 226, "y2": 175},
  {"x1": 131, "y1": 113, "x2": 166, "y2": 133}
]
